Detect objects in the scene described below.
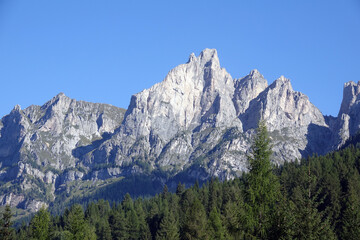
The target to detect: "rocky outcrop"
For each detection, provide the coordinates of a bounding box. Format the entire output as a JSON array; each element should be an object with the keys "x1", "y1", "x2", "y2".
[
  {"x1": 332, "y1": 81, "x2": 360, "y2": 147},
  {"x1": 0, "y1": 48, "x2": 358, "y2": 212},
  {"x1": 0, "y1": 94, "x2": 126, "y2": 210},
  {"x1": 85, "y1": 49, "x2": 332, "y2": 178}
]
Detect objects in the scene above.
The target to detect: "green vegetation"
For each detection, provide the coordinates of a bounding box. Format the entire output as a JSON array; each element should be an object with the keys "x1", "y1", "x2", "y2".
[{"x1": 3, "y1": 121, "x2": 360, "y2": 239}]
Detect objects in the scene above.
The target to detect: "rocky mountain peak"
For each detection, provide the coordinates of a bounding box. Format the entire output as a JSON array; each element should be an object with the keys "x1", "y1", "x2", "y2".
[
  {"x1": 338, "y1": 81, "x2": 360, "y2": 116},
  {"x1": 120, "y1": 48, "x2": 238, "y2": 142},
  {"x1": 233, "y1": 70, "x2": 268, "y2": 115},
  {"x1": 334, "y1": 81, "x2": 360, "y2": 145},
  {"x1": 11, "y1": 104, "x2": 22, "y2": 113},
  {"x1": 0, "y1": 48, "x2": 357, "y2": 213},
  {"x1": 188, "y1": 53, "x2": 196, "y2": 63},
  {"x1": 249, "y1": 69, "x2": 263, "y2": 78},
  {"x1": 198, "y1": 48, "x2": 220, "y2": 68},
  {"x1": 271, "y1": 75, "x2": 292, "y2": 90}
]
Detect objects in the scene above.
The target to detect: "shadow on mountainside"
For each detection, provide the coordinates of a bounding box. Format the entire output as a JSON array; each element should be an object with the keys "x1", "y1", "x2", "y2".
[
  {"x1": 300, "y1": 123, "x2": 333, "y2": 158},
  {"x1": 72, "y1": 131, "x2": 114, "y2": 159}
]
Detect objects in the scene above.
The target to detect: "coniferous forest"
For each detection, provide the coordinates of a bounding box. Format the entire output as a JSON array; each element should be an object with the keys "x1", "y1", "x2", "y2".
[{"x1": 1, "y1": 122, "x2": 360, "y2": 239}]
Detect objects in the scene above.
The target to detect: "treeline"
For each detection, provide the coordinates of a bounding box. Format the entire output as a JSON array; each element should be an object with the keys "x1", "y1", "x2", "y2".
[{"x1": 1, "y1": 123, "x2": 360, "y2": 239}]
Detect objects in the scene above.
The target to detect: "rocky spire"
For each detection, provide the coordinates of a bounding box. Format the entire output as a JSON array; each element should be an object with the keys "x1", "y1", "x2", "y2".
[
  {"x1": 233, "y1": 69, "x2": 268, "y2": 115},
  {"x1": 198, "y1": 48, "x2": 219, "y2": 66},
  {"x1": 338, "y1": 81, "x2": 360, "y2": 116}
]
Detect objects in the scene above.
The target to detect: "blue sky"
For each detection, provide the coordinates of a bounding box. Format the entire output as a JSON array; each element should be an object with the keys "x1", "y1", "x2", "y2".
[{"x1": 0, "y1": 0, "x2": 359, "y2": 117}]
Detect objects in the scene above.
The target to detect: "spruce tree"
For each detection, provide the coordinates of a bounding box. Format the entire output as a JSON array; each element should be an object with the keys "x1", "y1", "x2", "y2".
[
  {"x1": 65, "y1": 204, "x2": 96, "y2": 240},
  {"x1": 0, "y1": 205, "x2": 15, "y2": 240},
  {"x1": 292, "y1": 185, "x2": 335, "y2": 240},
  {"x1": 109, "y1": 210, "x2": 127, "y2": 240},
  {"x1": 206, "y1": 207, "x2": 225, "y2": 240},
  {"x1": 176, "y1": 182, "x2": 185, "y2": 196},
  {"x1": 243, "y1": 120, "x2": 280, "y2": 239},
  {"x1": 182, "y1": 198, "x2": 207, "y2": 240},
  {"x1": 156, "y1": 210, "x2": 180, "y2": 240},
  {"x1": 29, "y1": 206, "x2": 51, "y2": 240},
  {"x1": 340, "y1": 171, "x2": 360, "y2": 239}
]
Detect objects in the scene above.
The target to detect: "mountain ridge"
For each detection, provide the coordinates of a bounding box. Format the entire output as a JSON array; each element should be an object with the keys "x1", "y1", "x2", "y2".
[{"x1": 0, "y1": 48, "x2": 357, "y2": 212}]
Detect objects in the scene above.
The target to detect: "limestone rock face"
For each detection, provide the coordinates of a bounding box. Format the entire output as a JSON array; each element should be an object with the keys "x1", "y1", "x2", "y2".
[
  {"x1": 240, "y1": 76, "x2": 330, "y2": 162},
  {"x1": 86, "y1": 49, "x2": 332, "y2": 178},
  {"x1": 86, "y1": 49, "x2": 243, "y2": 172},
  {"x1": 332, "y1": 81, "x2": 360, "y2": 146},
  {"x1": 0, "y1": 94, "x2": 126, "y2": 210},
  {"x1": 233, "y1": 69, "x2": 268, "y2": 115},
  {"x1": 0, "y1": 48, "x2": 358, "y2": 212}
]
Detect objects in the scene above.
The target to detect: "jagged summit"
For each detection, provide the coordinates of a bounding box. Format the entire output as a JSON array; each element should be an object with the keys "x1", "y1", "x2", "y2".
[
  {"x1": 12, "y1": 104, "x2": 21, "y2": 112},
  {"x1": 270, "y1": 75, "x2": 293, "y2": 91},
  {"x1": 249, "y1": 69, "x2": 263, "y2": 78},
  {"x1": 0, "y1": 48, "x2": 357, "y2": 212},
  {"x1": 199, "y1": 48, "x2": 218, "y2": 61},
  {"x1": 339, "y1": 81, "x2": 360, "y2": 116},
  {"x1": 188, "y1": 52, "x2": 196, "y2": 63},
  {"x1": 56, "y1": 92, "x2": 66, "y2": 98},
  {"x1": 186, "y1": 48, "x2": 220, "y2": 68}
]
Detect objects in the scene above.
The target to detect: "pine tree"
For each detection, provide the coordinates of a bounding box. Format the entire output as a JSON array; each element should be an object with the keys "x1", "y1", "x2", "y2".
[
  {"x1": 134, "y1": 199, "x2": 151, "y2": 240},
  {"x1": 96, "y1": 219, "x2": 112, "y2": 240},
  {"x1": 340, "y1": 171, "x2": 360, "y2": 239},
  {"x1": 29, "y1": 206, "x2": 51, "y2": 240},
  {"x1": 126, "y1": 209, "x2": 140, "y2": 240},
  {"x1": 206, "y1": 207, "x2": 225, "y2": 240},
  {"x1": 109, "y1": 210, "x2": 127, "y2": 240},
  {"x1": 243, "y1": 121, "x2": 280, "y2": 239},
  {"x1": 271, "y1": 194, "x2": 297, "y2": 239},
  {"x1": 65, "y1": 204, "x2": 96, "y2": 240},
  {"x1": 0, "y1": 205, "x2": 15, "y2": 240},
  {"x1": 292, "y1": 185, "x2": 335, "y2": 240},
  {"x1": 290, "y1": 160, "x2": 336, "y2": 240},
  {"x1": 224, "y1": 201, "x2": 243, "y2": 238},
  {"x1": 182, "y1": 198, "x2": 207, "y2": 240},
  {"x1": 156, "y1": 210, "x2": 180, "y2": 240},
  {"x1": 162, "y1": 184, "x2": 169, "y2": 199},
  {"x1": 176, "y1": 182, "x2": 185, "y2": 197}
]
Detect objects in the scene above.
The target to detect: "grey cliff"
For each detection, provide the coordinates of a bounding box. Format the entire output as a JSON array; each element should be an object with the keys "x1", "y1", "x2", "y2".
[{"x1": 0, "y1": 49, "x2": 358, "y2": 212}]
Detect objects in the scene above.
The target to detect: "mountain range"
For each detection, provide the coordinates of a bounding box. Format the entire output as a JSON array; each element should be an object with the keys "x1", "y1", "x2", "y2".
[{"x1": 1, "y1": 48, "x2": 359, "y2": 213}]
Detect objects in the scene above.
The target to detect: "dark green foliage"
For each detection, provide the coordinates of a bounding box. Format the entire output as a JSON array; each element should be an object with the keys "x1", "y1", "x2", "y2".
[
  {"x1": 291, "y1": 183, "x2": 336, "y2": 239},
  {"x1": 29, "y1": 206, "x2": 50, "y2": 240},
  {"x1": 64, "y1": 204, "x2": 96, "y2": 240},
  {"x1": 182, "y1": 198, "x2": 207, "y2": 240},
  {"x1": 242, "y1": 121, "x2": 280, "y2": 239},
  {"x1": 340, "y1": 171, "x2": 360, "y2": 239},
  {"x1": 156, "y1": 209, "x2": 179, "y2": 240},
  {"x1": 0, "y1": 205, "x2": 15, "y2": 240},
  {"x1": 206, "y1": 208, "x2": 225, "y2": 240}
]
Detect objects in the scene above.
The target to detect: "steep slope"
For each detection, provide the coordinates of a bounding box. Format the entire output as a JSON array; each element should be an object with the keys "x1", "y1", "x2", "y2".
[
  {"x1": 0, "y1": 94, "x2": 126, "y2": 211},
  {"x1": 331, "y1": 81, "x2": 360, "y2": 147},
  {"x1": 0, "y1": 48, "x2": 358, "y2": 213},
  {"x1": 240, "y1": 76, "x2": 331, "y2": 162},
  {"x1": 84, "y1": 49, "x2": 331, "y2": 180}
]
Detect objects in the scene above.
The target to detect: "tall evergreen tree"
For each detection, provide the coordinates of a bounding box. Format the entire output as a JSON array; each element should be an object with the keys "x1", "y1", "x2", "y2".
[
  {"x1": 134, "y1": 199, "x2": 151, "y2": 240},
  {"x1": 243, "y1": 120, "x2": 280, "y2": 239},
  {"x1": 29, "y1": 206, "x2": 51, "y2": 240},
  {"x1": 340, "y1": 171, "x2": 360, "y2": 239},
  {"x1": 65, "y1": 204, "x2": 96, "y2": 240},
  {"x1": 0, "y1": 205, "x2": 15, "y2": 240},
  {"x1": 206, "y1": 207, "x2": 225, "y2": 240},
  {"x1": 156, "y1": 210, "x2": 180, "y2": 240},
  {"x1": 182, "y1": 198, "x2": 207, "y2": 240},
  {"x1": 291, "y1": 185, "x2": 336, "y2": 239},
  {"x1": 109, "y1": 210, "x2": 127, "y2": 240}
]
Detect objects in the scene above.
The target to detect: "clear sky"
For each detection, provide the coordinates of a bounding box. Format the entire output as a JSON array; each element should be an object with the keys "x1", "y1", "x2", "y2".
[{"x1": 0, "y1": 0, "x2": 359, "y2": 117}]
